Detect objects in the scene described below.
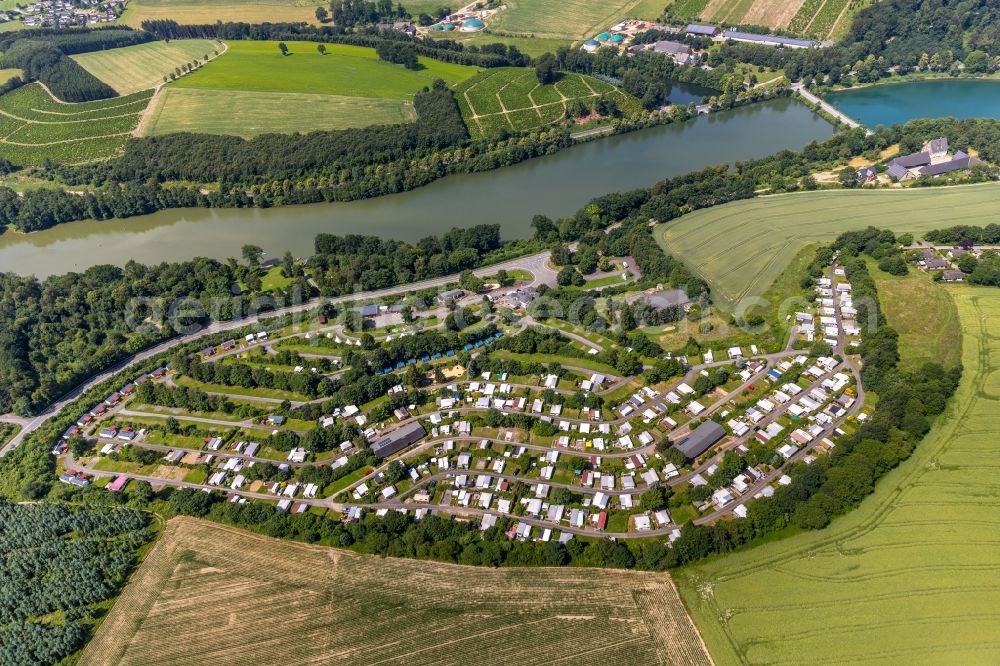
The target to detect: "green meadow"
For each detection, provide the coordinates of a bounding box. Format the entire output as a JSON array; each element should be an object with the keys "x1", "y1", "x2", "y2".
[
  {"x1": 657, "y1": 185, "x2": 1000, "y2": 310},
  {"x1": 72, "y1": 39, "x2": 219, "y2": 95},
  {"x1": 676, "y1": 285, "x2": 1000, "y2": 665},
  {"x1": 172, "y1": 40, "x2": 480, "y2": 98}
]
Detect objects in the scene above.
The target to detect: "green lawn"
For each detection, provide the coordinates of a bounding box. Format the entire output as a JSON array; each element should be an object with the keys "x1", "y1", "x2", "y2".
[
  {"x1": 491, "y1": 350, "x2": 620, "y2": 375},
  {"x1": 657, "y1": 185, "x2": 1000, "y2": 311},
  {"x1": 676, "y1": 286, "x2": 1000, "y2": 665},
  {"x1": 173, "y1": 41, "x2": 480, "y2": 98},
  {"x1": 71, "y1": 39, "x2": 219, "y2": 95},
  {"x1": 174, "y1": 375, "x2": 310, "y2": 402}
]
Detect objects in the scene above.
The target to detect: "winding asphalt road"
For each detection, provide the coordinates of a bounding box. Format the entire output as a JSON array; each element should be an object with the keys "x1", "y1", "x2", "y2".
[{"x1": 0, "y1": 249, "x2": 561, "y2": 456}]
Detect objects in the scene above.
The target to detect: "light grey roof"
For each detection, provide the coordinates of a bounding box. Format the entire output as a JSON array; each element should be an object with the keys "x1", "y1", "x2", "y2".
[
  {"x1": 886, "y1": 164, "x2": 909, "y2": 180},
  {"x1": 372, "y1": 421, "x2": 426, "y2": 459},
  {"x1": 653, "y1": 40, "x2": 691, "y2": 55},
  {"x1": 925, "y1": 137, "x2": 949, "y2": 154}
]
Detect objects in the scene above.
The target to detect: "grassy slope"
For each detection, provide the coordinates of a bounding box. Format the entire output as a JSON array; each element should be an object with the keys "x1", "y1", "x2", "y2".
[
  {"x1": 657, "y1": 185, "x2": 1000, "y2": 311},
  {"x1": 172, "y1": 41, "x2": 480, "y2": 98},
  {"x1": 71, "y1": 39, "x2": 219, "y2": 95},
  {"x1": 485, "y1": 0, "x2": 655, "y2": 40},
  {"x1": 677, "y1": 285, "x2": 1000, "y2": 665}
]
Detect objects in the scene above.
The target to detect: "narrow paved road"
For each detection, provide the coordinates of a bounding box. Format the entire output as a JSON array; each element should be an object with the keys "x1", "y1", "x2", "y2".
[{"x1": 0, "y1": 249, "x2": 560, "y2": 456}]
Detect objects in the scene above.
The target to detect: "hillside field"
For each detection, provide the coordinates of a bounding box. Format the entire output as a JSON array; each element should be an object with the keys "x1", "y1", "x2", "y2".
[
  {"x1": 172, "y1": 41, "x2": 479, "y2": 97},
  {"x1": 656, "y1": 185, "x2": 1000, "y2": 310},
  {"x1": 0, "y1": 84, "x2": 151, "y2": 165},
  {"x1": 81, "y1": 517, "x2": 712, "y2": 666},
  {"x1": 456, "y1": 67, "x2": 642, "y2": 138},
  {"x1": 145, "y1": 88, "x2": 417, "y2": 137},
  {"x1": 676, "y1": 285, "x2": 1000, "y2": 665},
  {"x1": 667, "y1": 0, "x2": 862, "y2": 39},
  {"x1": 121, "y1": 0, "x2": 319, "y2": 27},
  {"x1": 141, "y1": 40, "x2": 479, "y2": 135},
  {"x1": 72, "y1": 39, "x2": 220, "y2": 95}
]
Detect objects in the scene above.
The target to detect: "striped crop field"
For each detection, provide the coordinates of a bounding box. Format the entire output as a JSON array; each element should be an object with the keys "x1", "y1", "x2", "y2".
[
  {"x1": 120, "y1": 0, "x2": 319, "y2": 28},
  {"x1": 80, "y1": 517, "x2": 713, "y2": 666},
  {"x1": 676, "y1": 0, "x2": 860, "y2": 36},
  {"x1": 656, "y1": 185, "x2": 1000, "y2": 310},
  {"x1": 485, "y1": 0, "x2": 662, "y2": 41},
  {"x1": 71, "y1": 39, "x2": 220, "y2": 95},
  {"x1": 456, "y1": 67, "x2": 642, "y2": 138},
  {"x1": 0, "y1": 83, "x2": 151, "y2": 165},
  {"x1": 675, "y1": 285, "x2": 1000, "y2": 665}
]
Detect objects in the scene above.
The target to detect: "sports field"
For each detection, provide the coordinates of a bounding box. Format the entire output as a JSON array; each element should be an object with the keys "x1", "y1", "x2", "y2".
[
  {"x1": 145, "y1": 88, "x2": 416, "y2": 137},
  {"x1": 657, "y1": 185, "x2": 1000, "y2": 310},
  {"x1": 0, "y1": 83, "x2": 151, "y2": 165},
  {"x1": 669, "y1": 0, "x2": 856, "y2": 38},
  {"x1": 81, "y1": 517, "x2": 712, "y2": 666},
  {"x1": 677, "y1": 285, "x2": 1000, "y2": 665},
  {"x1": 72, "y1": 39, "x2": 219, "y2": 95},
  {"x1": 121, "y1": 0, "x2": 318, "y2": 27},
  {"x1": 485, "y1": 0, "x2": 665, "y2": 40},
  {"x1": 456, "y1": 67, "x2": 642, "y2": 138}
]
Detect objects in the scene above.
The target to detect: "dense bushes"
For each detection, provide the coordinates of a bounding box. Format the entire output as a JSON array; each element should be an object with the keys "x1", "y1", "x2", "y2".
[{"x1": 0, "y1": 501, "x2": 151, "y2": 665}]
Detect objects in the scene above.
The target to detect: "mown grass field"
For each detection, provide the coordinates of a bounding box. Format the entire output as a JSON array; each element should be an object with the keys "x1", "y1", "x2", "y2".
[
  {"x1": 0, "y1": 83, "x2": 151, "y2": 165},
  {"x1": 81, "y1": 517, "x2": 712, "y2": 666},
  {"x1": 871, "y1": 260, "x2": 962, "y2": 371},
  {"x1": 677, "y1": 285, "x2": 1000, "y2": 665},
  {"x1": 172, "y1": 41, "x2": 479, "y2": 97},
  {"x1": 145, "y1": 88, "x2": 416, "y2": 137},
  {"x1": 484, "y1": 0, "x2": 664, "y2": 41},
  {"x1": 657, "y1": 185, "x2": 1000, "y2": 311},
  {"x1": 72, "y1": 39, "x2": 220, "y2": 95},
  {"x1": 120, "y1": 0, "x2": 319, "y2": 27},
  {"x1": 456, "y1": 67, "x2": 641, "y2": 138},
  {"x1": 146, "y1": 40, "x2": 478, "y2": 135}
]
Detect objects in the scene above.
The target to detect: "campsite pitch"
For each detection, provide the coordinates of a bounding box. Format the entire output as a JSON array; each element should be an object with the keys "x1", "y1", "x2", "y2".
[{"x1": 675, "y1": 285, "x2": 1000, "y2": 665}]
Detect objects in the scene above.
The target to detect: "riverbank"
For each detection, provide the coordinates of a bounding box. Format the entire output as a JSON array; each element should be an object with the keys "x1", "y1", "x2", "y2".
[{"x1": 0, "y1": 96, "x2": 833, "y2": 277}]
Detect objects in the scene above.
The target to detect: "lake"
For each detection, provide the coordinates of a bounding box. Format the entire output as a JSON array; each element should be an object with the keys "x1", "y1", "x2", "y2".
[
  {"x1": 825, "y1": 78, "x2": 1000, "y2": 128},
  {"x1": 0, "y1": 97, "x2": 833, "y2": 277}
]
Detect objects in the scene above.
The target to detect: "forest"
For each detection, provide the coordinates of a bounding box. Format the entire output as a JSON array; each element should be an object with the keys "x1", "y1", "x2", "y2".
[{"x1": 0, "y1": 501, "x2": 151, "y2": 666}]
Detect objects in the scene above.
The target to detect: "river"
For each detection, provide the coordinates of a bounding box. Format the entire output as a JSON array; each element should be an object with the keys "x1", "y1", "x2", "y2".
[
  {"x1": 0, "y1": 97, "x2": 833, "y2": 277},
  {"x1": 825, "y1": 78, "x2": 1000, "y2": 128}
]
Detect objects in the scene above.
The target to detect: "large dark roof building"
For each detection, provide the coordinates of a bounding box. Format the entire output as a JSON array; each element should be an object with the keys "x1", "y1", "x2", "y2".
[
  {"x1": 919, "y1": 151, "x2": 980, "y2": 176},
  {"x1": 673, "y1": 421, "x2": 726, "y2": 460},
  {"x1": 371, "y1": 422, "x2": 426, "y2": 459}
]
